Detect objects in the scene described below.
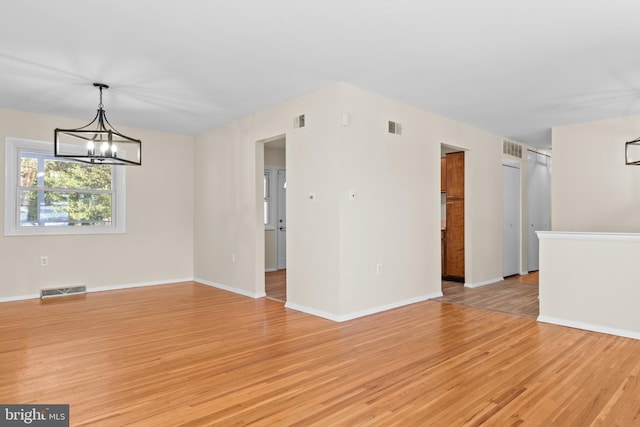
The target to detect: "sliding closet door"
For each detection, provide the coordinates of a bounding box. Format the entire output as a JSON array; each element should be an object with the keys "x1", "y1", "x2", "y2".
[
  {"x1": 526, "y1": 150, "x2": 551, "y2": 272},
  {"x1": 503, "y1": 163, "x2": 520, "y2": 277}
]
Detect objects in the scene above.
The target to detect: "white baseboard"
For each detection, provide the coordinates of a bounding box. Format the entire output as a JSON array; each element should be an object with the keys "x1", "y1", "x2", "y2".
[
  {"x1": 194, "y1": 278, "x2": 266, "y2": 299},
  {"x1": 465, "y1": 277, "x2": 503, "y2": 288},
  {"x1": 0, "y1": 293, "x2": 40, "y2": 303},
  {"x1": 519, "y1": 271, "x2": 529, "y2": 276},
  {"x1": 537, "y1": 315, "x2": 640, "y2": 340},
  {"x1": 0, "y1": 278, "x2": 195, "y2": 303},
  {"x1": 284, "y1": 302, "x2": 342, "y2": 322},
  {"x1": 265, "y1": 268, "x2": 278, "y2": 273},
  {"x1": 286, "y1": 292, "x2": 442, "y2": 322},
  {"x1": 89, "y1": 277, "x2": 194, "y2": 293}
]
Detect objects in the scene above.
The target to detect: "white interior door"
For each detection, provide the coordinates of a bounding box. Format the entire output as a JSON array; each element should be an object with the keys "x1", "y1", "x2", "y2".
[
  {"x1": 503, "y1": 164, "x2": 520, "y2": 277},
  {"x1": 276, "y1": 169, "x2": 286, "y2": 270},
  {"x1": 526, "y1": 151, "x2": 551, "y2": 272}
]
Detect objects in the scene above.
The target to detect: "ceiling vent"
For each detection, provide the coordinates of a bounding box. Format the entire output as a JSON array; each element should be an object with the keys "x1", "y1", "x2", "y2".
[
  {"x1": 503, "y1": 139, "x2": 522, "y2": 158},
  {"x1": 388, "y1": 121, "x2": 402, "y2": 135},
  {"x1": 294, "y1": 114, "x2": 306, "y2": 129}
]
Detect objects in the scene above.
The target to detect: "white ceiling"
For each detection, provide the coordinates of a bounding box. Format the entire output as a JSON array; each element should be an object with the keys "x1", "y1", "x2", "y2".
[{"x1": 3, "y1": 0, "x2": 640, "y2": 150}]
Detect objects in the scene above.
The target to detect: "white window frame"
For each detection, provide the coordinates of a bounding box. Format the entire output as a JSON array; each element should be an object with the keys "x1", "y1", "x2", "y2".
[{"x1": 4, "y1": 137, "x2": 126, "y2": 236}]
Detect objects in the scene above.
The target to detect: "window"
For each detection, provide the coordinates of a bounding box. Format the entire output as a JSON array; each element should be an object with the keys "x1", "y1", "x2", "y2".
[
  {"x1": 4, "y1": 137, "x2": 126, "y2": 236},
  {"x1": 264, "y1": 168, "x2": 273, "y2": 229}
]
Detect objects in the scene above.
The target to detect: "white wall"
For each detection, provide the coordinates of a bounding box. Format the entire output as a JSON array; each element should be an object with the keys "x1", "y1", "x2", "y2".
[
  {"x1": 264, "y1": 146, "x2": 285, "y2": 167},
  {"x1": 538, "y1": 115, "x2": 640, "y2": 339},
  {"x1": 194, "y1": 83, "x2": 505, "y2": 320},
  {"x1": 0, "y1": 108, "x2": 194, "y2": 299},
  {"x1": 552, "y1": 115, "x2": 640, "y2": 232},
  {"x1": 538, "y1": 232, "x2": 640, "y2": 339},
  {"x1": 194, "y1": 84, "x2": 342, "y2": 306}
]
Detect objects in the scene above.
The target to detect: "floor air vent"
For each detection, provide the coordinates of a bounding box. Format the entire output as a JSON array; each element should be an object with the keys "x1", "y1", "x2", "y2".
[{"x1": 40, "y1": 286, "x2": 87, "y2": 298}]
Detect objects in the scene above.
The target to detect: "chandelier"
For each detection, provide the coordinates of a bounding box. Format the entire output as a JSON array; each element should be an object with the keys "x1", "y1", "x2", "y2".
[
  {"x1": 54, "y1": 83, "x2": 141, "y2": 165},
  {"x1": 625, "y1": 137, "x2": 640, "y2": 165}
]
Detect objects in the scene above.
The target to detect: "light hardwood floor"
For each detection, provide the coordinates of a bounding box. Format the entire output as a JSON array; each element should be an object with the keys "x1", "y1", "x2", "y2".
[
  {"x1": 435, "y1": 273, "x2": 539, "y2": 318},
  {"x1": 1, "y1": 281, "x2": 639, "y2": 425},
  {"x1": 265, "y1": 269, "x2": 286, "y2": 302}
]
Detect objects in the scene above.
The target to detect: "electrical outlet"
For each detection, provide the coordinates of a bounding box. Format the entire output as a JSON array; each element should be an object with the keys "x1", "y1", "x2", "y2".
[
  {"x1": 40, "y1": 256, "x2": 48, "y2": 267},
  {"x1": 232, "y1": 253, "x2": 236, "y2": 263},
  {"x1": 376, "y1": 263, "x2": 383, "y2": 276},
  {"x1": 349, "y1": 189, "x2": 357, "y2": 202}
]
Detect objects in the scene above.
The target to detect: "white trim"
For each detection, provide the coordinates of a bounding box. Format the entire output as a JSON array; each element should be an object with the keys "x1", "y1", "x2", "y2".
[
  {"x1": 284, "y1": 302, "x2": 342, "y2": 322},
  {"x1": 0, "y1": 293, "x2": 40, "y2": 303},
  {"x1": 264, "y1": 268, "x2": 277, "y2": 273},
  {"x1": 195, "y1": 277, "x2": 266, "y2": 299},
  {"x1": 0, "y1": 278, "x2": 194, "y2": 302},
  {"x1": 285, "y1": 292, "x2": 442, "y2": 322},
  {"x1": 537, "y1": 231, "x2": 640, "y2": 242},
  {"x1": 88, "y1": 278, "x2": 193, "y2": 293},
  {"x1": 502, "y1": 158, "x2": 521, "y2": 168},
  {"x1": 465, "y1": 277, "x2": 503, "y2": 288},
  {"x1": 519, "y1": 271, "x2": 529, "y2": 276},
  {"x1": 537, "y1": 315, "x2": 640, "y2": 341}
]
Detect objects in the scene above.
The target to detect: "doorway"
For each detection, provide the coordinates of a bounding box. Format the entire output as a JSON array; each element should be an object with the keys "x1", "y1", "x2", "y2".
[
  {"x1": 440, "y1": 145, "x2": 465, "y2": 283},
  {"x1": 264, "y1": 137, "x2": 287, "y2": 302}
]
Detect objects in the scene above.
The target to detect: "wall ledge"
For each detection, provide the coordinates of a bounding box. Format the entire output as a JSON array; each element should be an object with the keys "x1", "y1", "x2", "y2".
[{"x1": 537, "y1": 231, "x2": 640, "y2": 242}]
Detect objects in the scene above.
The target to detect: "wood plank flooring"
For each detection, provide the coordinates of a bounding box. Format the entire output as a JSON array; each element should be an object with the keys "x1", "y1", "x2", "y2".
[
  {"x1": 435, "y1": 273, "x2": 539, "y2": 318},
  {"x1": 1, "y1": 281, "x2": 640, "y2": 425},
  {"x1": 265, "y1": 269, "x2": 286, "y2": 302}
]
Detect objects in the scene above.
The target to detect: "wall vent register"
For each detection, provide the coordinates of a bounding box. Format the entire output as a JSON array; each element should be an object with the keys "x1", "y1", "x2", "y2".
[
  {"x1": 388, "y1": 121, "x2": 402, "y2": 135},
  {"x1": 294, "y1": 114, "x2": 306, "y2": 128},
  {"x1": 503, "y1": 139, "x2": 522, "y2": 158}
]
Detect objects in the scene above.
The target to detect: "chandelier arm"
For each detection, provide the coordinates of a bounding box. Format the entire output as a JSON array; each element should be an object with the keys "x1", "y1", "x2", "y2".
[
  {"x1": 100, "y1": 111, "x2": 122, "y2": 134},
  {"x1": 67, "y1": 110, "x2": 102, "y2": 131}
]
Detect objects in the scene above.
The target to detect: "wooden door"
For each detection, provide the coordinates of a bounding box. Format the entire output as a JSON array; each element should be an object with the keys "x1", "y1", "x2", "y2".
[
  {"x1": 445, "y1": 199, "x2": 464, "y2": 278},
  {"x1": 445, "y1": 152, "x2": 464, "y2": 199},
  {"x1": 444, "y1": 151, "x2": 464, "y2": 280}
]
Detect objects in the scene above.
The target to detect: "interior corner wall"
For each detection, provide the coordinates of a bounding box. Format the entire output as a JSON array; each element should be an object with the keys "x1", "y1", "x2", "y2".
[
  {"x1": 0, "y1": 108, "x2": 194, "y2": 299},
  {"x1": 552, "y1": 115, "x2": 640, "y2": 232}
]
